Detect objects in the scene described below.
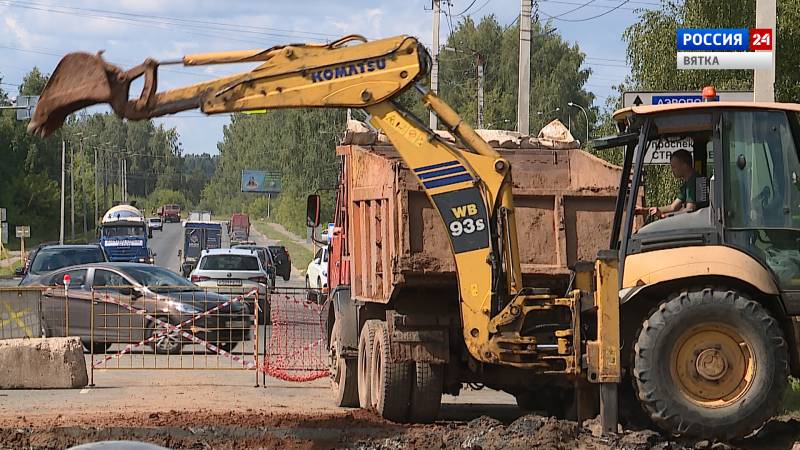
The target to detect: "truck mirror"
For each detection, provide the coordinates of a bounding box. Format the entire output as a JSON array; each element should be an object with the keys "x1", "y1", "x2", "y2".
[{"x1": 306, "y1": 194, "x2": 321, "y2": 228}]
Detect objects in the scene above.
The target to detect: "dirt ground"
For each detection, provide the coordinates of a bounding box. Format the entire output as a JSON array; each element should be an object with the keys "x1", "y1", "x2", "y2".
[{"x1": 0, "y1": 409, "x2": 797, "y2": 450}]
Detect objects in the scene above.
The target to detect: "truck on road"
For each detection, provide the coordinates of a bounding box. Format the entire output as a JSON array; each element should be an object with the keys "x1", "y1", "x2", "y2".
[
  {"x1": 180, "y1": 219, "x2": 222, "y2": 277},
  {"x1": 99, "y1": 204, "x2": 153, "y2": 263},
  {"x1": 158, "y1": 204, "x2": 181, "y2": 223},
  {"x1": 230, "y1": 213, "x2": 250, "y2": 244}
]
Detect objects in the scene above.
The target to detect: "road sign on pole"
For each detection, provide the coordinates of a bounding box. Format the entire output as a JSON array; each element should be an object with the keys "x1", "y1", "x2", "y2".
[
  {"x1": 622, "y1": 90, "x2": 753, "y2": 108},
  {"x1": 15, "y1": 226, "x2": 30, "y2": 238},
  {"x1": 1, "y1": 223, "x2": 7, "y2": 245},
  {"x1": 0, "y1": 208, "x2": 6, "y2": 222}
]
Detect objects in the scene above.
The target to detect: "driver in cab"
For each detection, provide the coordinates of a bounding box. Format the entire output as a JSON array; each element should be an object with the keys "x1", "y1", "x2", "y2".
[{"x1": 636, "y1": 149, "x2": 698, "y2": 218}]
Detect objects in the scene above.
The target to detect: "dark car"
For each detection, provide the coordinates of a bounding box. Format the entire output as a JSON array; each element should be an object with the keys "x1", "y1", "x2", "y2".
[
  {"x1": 232, "y1": 244, "x2": 277, "y2": 286},
  {"x1": 18, "y1": 244, "x2": 107, "y2": 285},
  {"x1": 268, "y1": 246, "x2": 291, "y2": 281},
  {"x1": 27, "y1": 263, "x2": 252, "y2": 354}
]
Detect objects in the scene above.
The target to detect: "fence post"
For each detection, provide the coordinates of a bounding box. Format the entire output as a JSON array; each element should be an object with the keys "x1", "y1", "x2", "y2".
[{"x1": 89, "y1": 288, "x2": 95, "y2": 387}]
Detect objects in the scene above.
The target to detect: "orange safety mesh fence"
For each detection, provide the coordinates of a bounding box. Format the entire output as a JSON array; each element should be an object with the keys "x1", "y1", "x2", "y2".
[{"x1": 262, "y1": 287, "x2": 329, "y2": 382}]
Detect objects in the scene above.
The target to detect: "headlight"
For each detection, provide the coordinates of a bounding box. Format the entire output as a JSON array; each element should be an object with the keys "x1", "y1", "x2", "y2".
[{"x1": 167, "y1": 301, "x2": 202, "y2": 314}]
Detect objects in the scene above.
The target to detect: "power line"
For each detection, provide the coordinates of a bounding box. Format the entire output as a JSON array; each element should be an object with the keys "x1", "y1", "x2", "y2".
[
  {"x1": 539, "y1": 0, "x2": 631, "y2": 21},
  {"x1": 0, "y1": 0, "x2": 340, "y2": 42},
  {"x1": 538, "y1": 0, "x2": 640, "y2": 12},
  {"x1": 452, "y1": 0, "x2": 479, "y2": 16},
  {"x1": 546, "y1": 0, "x2": 598, "y2": 19}
]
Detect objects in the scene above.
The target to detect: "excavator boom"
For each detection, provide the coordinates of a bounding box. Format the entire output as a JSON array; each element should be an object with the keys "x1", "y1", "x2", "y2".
[{"x1": 29, "y1": 35, "x2": 425, "y2": 137}]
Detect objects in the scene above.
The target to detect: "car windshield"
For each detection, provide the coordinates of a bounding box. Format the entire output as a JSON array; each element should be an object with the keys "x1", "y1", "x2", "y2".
[
  {"x1": 124, "y1": 266, "x2": 199, "y2": 291},
  {"x1": 103, "y1": 226, "x2": 145, "y2": 237},
  {"x1": 29, "y1": 248, "x2": 104, "y2": 275},
  {"x1": 199, "y1": 255, "x2": 260, "y2": 271}
]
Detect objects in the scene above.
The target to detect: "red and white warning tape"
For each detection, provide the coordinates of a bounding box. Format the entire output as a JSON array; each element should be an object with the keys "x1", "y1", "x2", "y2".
[{"x1": 91, "y1": 288, "x2": 258, "y2": 369}]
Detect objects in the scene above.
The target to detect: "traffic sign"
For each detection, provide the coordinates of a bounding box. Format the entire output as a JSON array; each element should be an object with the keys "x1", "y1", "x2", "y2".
[
  {"x1": 0, "y1": 207, "x2": 5, "y2": 222},
  {"x1": 14, "y1": 95, "x2": 39, "y2": 121},
  {"x1": 623, "y1": 91, "x2": 753, "y2": 108},
  {"x1": 63, "y1": 273, "x2": 71, "y2": 287},
  {"x1": 1, "y1": 223, "x2": 6, "y2": 245},
  {"x1": 15, "y1": 226, "x2": 30, "y2": 238}
]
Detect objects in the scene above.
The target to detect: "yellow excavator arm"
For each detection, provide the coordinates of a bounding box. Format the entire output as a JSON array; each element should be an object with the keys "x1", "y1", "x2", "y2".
[{"x1": 28, "y1": 34, "x2": 546, "y2": 366}]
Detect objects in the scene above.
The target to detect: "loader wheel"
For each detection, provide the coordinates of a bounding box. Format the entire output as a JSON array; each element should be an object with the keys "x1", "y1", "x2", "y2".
[
  {"x1": 633, "y1": 288, "x2": 789, "y2": 440},
  {"x1": 408, "y1": 362, "x2": 443, "y2": 423},
  {"x1": 358, "y1": 320, "x2": 380, "y2": 408},
  {"x1": 370, "y1": 321, "x2": 412, "y2": 422},
  {"x1": 328, "y1": 318, "x2": 358, "y2": 407}
]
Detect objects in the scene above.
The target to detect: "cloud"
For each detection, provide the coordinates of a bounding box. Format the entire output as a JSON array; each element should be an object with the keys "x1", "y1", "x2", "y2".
[{"x1": 3, "y1": 16, "x2": 34, "y2": 49}]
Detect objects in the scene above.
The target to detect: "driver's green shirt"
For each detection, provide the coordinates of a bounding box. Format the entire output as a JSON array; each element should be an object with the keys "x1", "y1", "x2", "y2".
[{"x1": 676, "y1": 173, "x2": 697, "y2": 204}]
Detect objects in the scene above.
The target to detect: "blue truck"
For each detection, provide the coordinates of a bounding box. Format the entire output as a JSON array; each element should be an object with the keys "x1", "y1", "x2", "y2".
[
  {"x1": 180, "y1": 219, "x2": 222, "y2": 277},
  {"x1": 99, "y1": 204, "x2": 153, "y2": 263}
]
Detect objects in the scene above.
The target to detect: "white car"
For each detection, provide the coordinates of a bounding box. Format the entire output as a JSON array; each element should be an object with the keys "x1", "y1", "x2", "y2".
[
  {"x1": 306, "y1": 246, "x2": 328, "y2": 289},
  {"x1": 147, "y1": 217, "x2": 163, "y2": 231},
  {"x1": 189, "y1": 248, "x2": 272, "y2": 324}
]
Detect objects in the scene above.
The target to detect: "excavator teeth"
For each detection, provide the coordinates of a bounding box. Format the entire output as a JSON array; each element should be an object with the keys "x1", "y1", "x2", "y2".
[{"x1": 28, "y1": 52, "x2": 117, "y2": 138}]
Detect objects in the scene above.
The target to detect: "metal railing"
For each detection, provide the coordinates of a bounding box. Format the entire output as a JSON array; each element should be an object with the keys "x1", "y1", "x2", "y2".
[{"x1": 0, "y1": 285, "x2": 330, "y2": 387}]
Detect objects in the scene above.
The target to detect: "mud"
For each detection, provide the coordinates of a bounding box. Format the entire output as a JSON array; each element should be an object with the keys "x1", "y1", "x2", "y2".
[{"x1": 0, "y1": 410, "x2": 797, "y2": 450}]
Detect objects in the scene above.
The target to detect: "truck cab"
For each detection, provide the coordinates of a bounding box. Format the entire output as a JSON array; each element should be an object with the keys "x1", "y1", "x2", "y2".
[{"x1": 99, "y1": 205, "x2": 153, "y2": 264}]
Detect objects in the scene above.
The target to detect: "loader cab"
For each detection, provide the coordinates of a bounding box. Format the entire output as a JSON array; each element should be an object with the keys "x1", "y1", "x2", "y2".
[{"x1": 600, "y1": 100, "x2": 800, "y2": 308}]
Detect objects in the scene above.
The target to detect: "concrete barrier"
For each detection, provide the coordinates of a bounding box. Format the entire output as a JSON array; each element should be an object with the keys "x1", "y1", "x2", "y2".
[{"x1": 0, "y1": 337, "x2": 88, "y2": 389}]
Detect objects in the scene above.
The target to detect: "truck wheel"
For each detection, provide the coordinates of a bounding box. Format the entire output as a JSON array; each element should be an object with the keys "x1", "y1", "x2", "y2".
[
  {"x1": 370, "y1": 321, "x2": 412, "y2": 422},
  {"x1": 633, "y1": 288, "x2": 789, "y2": 440},
  {"x1": 358, "y1": 320, "x2": 380, "y2": 408},
  {"x1": 329, "y1": 319, "x2": 358, "y2": 407},
  {"x1": 408, "y1": 362, "x2": 443, "y2": 423}
]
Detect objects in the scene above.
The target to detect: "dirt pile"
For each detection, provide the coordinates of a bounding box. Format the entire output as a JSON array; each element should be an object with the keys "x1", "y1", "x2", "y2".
[{"x1": 0, "y1": 410, "x2": 796, "y2": 450}]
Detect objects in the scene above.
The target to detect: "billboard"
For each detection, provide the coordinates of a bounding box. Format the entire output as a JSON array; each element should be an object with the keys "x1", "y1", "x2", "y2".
[{"x1": 241, "y1": 170, "x2": 281, "y2": 194}]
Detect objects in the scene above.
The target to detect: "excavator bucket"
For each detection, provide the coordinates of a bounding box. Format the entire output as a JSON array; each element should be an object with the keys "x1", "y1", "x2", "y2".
[{"x1": 28, "y1": 52, "x2": 118, "y2": 138}]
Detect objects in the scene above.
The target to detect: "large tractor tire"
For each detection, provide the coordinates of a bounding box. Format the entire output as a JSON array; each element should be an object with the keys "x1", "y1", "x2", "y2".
[
  {"x1": 370, "y1": 321, "x2": 412, "y2": 422},
  {"x1": 633, "y1": 288, "x2": 789, "y2": 440},
  {"x1": 408, "y1": 362, "x2": 443, "y2": 423},
  {"x1": 357, "y1": 320, "x2": 380, "y2": 408},
  {"x1": 329, "y1": 318, "x2": 358, "y2": 407}
]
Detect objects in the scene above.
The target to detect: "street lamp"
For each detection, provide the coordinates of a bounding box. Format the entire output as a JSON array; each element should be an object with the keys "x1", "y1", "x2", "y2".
[
  {"x1": 568, "y1": 102, "x2": 590, "y2": 147},
  {"x1": 537, "y1": 107, "x2": 561, "y2": 118}
]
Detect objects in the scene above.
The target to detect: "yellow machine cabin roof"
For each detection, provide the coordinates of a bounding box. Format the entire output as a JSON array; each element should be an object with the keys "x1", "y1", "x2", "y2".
[{"x1": 613, "y1": 101, "x2": 800, "y2": 125}]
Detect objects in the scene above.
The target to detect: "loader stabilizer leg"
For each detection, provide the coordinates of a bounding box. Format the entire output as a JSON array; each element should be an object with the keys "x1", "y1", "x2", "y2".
[{"x1": 586, "y1": 250, "x2": 621, "y2": 435}]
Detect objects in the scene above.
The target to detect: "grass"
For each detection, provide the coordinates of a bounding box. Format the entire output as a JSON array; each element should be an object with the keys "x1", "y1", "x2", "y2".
[
  {"x1": 785, "y1": 377, "x2": 800, "y2": 413},
  {"x1": 0, "y1": 259, "x2": 22, "y2": 277},
  {"x1": 252, "y1": 221, "x2": 316, "y2": 271}
]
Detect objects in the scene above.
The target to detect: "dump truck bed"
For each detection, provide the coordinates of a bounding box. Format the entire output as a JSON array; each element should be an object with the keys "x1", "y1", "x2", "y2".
[{"x1": 336, "y1": 126, "x2": 630, "y2": 303}]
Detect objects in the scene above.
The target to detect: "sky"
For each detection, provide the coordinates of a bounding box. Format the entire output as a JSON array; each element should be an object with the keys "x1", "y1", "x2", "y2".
[{"x1": 0, "y1": 0, "x2": 659, "y2": 154}]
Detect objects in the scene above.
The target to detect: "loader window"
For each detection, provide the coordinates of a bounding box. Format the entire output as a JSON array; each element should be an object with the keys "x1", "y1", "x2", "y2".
[{"x1": 723, "y1": 110, "x2": 800, "y2": 289}]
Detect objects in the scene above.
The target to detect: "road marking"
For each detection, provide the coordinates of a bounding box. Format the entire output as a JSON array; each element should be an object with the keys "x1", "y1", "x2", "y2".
[{"x1": 80, "y1": 388, "x2": 91, "y2": 394}]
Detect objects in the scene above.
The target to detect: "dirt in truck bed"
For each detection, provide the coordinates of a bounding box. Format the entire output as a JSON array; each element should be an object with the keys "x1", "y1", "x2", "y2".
[{"x1": 0, "y1": 410, "x2": 797, "y2": 450}]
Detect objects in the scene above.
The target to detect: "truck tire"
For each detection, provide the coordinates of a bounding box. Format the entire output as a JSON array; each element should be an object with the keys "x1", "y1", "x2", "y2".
[
  {"x1": 358, "y1": 320, "x2": 380, "y2": 408},
  {"x1": 408, "y1": 362, "x2": 443, "y2": 423},
  {"x1": 370, "y1": 321, "x2": 412, "y2": 422},
  {"x1": 633, "y1": 288, "x2": 789, "y2": 440},
  {"x1": 329, "y1": 318, "x2": 358, "y2": 407}
]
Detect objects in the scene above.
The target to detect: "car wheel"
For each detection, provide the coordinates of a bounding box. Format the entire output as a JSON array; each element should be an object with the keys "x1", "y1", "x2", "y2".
[
  {"x1": 148, "y1": 319, "x2": 183, "y2": 354},
  {"x1": 83, "y1": 341, "x2": 111, "y2": 354}
]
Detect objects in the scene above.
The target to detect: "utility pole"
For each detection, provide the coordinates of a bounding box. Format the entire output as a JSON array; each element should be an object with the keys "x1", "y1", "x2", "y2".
[
  {"x1": 754, "y1": 0, "x2": 776, "y2": 102},
  {"x1": 70, "y1": 141, "x2": 74, "y2": 240},
  {"x1": 517, "y1": 0, "x2": 532, "y2": 136},
  {"x1": 477, "y1": 54, "x2": 485, "y2": 129},
  {"x1": 60, "y1": 140, "x2": 65, "y2": 245},
  {"x1": 430, "y1": 0, "x2": 441, "y2": 130},
  {"x1": 94, "y1": 147, "x2": 98, "y2": 228}
]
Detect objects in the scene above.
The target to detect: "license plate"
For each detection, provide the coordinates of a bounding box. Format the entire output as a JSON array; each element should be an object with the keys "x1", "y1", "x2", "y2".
[{"x1": 217, "y1": 279, "x2": 242, "y2": 286}]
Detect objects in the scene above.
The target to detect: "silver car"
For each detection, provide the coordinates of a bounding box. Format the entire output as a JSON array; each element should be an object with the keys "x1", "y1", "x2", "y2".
[{"x1": 189, "y1": 248, "x2": 271, "y2": 324}]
